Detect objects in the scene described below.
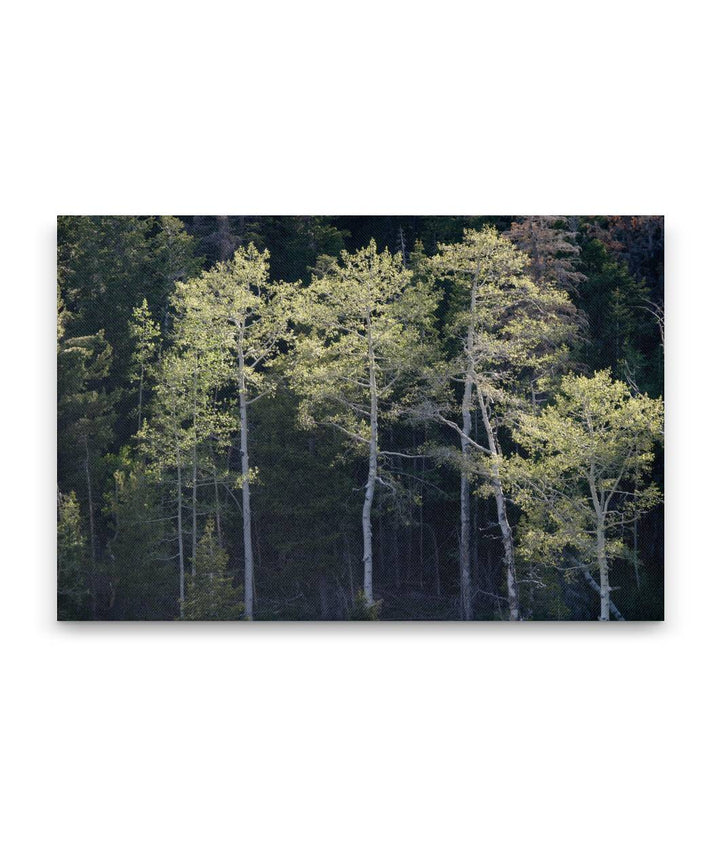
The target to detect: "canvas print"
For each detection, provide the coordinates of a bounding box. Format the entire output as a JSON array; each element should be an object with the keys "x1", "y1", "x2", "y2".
[{"x1": 57, "y1": 216, "x2": 664, "y2": 621}]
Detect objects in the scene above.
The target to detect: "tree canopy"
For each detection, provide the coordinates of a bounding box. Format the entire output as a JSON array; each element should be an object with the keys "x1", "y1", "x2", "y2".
[{"x1": 57, "y1": 215, "x2": 664, "y2": 621}]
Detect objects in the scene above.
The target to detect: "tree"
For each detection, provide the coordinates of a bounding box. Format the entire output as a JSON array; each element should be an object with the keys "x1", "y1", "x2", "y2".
[
  {"x1": 507, "y1": 371, "x2": 663, "y2": 620},
  {"x1": 430, "y1": 227, "x2": 579, "y2": 619},
  {"x1": 507, "y1": 216, "x2": 586, "y2": 293},
  {"x1": 176, "y1": 245, "x2": 293, "y2": 619},
  {"x1": 57, "y1": 329, "x2": 115, "y2": 614},
  {"x1": 140, "y1": 337, "x2": 231, "y2": 617},
  {"x1": 182, "y1": 519, "x2": 243, "y2": 620},
  {"x1": 106, "y1": 450, "x2": 174, "y2": 619},
  {"x1": 129, "y1": 299, "x2": 161, "y2": 433},
  {"x1": 576, "y1": 238, "x2": 660, "y2": 396},
  {"x1": 57, "y1": 490, "x2": 90, "y2": 619},
  {"x1": 292, "y1": 239, "x2": 437, "y2": 606}
]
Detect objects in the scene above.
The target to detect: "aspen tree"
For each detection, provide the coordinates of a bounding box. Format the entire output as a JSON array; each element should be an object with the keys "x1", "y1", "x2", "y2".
[
  {"x1": 507, "y1": 371, "x2": 663, "y2": 620},
  {"x1": 431, "y1": 227, "x2": 578, "y2": 619},
  {"x1": 178, "y1": 246, "x2": 292, "y2": 619},
  {"x1": 292, "y1": 240, "x2": 437, "y2": 607}
]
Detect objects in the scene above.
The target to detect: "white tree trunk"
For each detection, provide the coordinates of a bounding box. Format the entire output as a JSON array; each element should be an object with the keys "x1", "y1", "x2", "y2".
[
  {"x1": 459, "y1": 274, "x2": 478, "y2": 620},
  {"x1": 477, "y1": 392, "x2": 520, "y2": 621},
  {"x1": 597, "y1": 519, "x2": 610, "y2": 621},
  {"x1": 238, "y1": 339, "x2": 255, "y2": 620},
  {"x1": 213, "y1": 460, "x2": 223, "y2": 549},
  {"x1": 582, "y1": 566, "x2": 624, "y2": 620},
  {"x1": 362, "y1": 317, "x2": 378, "y2": 605},
  {"x1": 191, "y1": 363, "x2": 198, "y2": 576},
  {"x1": 175, "y1": 446, "x2": 185, "y2": 618},
  {"x1": 459, "y1": 378, "x2": 473, "y2": 620},
  {"x1": 137, "y1": 364, "x2": 144, "y2": 433},
  {"x1": 82, "y1": 435, "x2": 96, "y2": 570}
]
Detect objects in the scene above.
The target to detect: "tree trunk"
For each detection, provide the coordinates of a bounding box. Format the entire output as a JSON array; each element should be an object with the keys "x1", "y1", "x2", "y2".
[
  {"x1": 582, "y1": 566, "x2": 624, "y2": 621},
  {"x1": 459, "y1": 275, "x2": 478, "y2": 620},
  {"x1": 82, "y1": 435, "x2": 97, "y2": 617},
  {"x1": 82, "y1": 436, "x2": 96, "y2": 570},
  {"x1": 191, "y1": 362, "x2": 198, "y2": 575},
  {"x1": 362, "y1": 318, "x2": 378, "y2": 605},
  {"x1": 213, "y1": 459, "x2": 223, "y2": 549},
  {"x1": 137, "y1": 364, "x2": 144, "y2": 433},
  {"x1": 477, "y1": 392, "x2": 520, "y2": 621},
  {"x1": 459, "y1": 376, "x2": 473, "y2": 619},
  {"x1": 596, "y1": 519, "x2": 610, "y2": 621},
  {"x1": 175, "y1": 445, "x2": 185, "y2": 618},
  {"x1": 427, "y1": 523, "x2": 441, "y2": 597},
  {"x1": 239, "y1": 353, "x2": 254, "y2": 620},
  {"x1": 633, "y1": 517, "x2": 640, "y2": 590}
]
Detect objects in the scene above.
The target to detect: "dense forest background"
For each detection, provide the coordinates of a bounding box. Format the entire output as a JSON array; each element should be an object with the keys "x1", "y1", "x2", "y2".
[{"x1": 57, "y1": 215, "x2": 664, "y2": 621}]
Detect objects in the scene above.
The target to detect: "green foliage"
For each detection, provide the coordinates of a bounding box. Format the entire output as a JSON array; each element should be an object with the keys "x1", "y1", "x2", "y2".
[
  {"x1": 244, "y1": 389, "x2": 357, "y2": 608},
  {"x1": 507, "y1": 370, "x2": 664, "y2": 580},
  {"x1": 434, "y1": 226, "x2": 581, "y2": 409},
  {"x1": 106, "y1": 452, "x2": 173, "y2": 619},
  {"x1": 350, "y1": 590, "x2": 383, "y2": 620},
  {"x1": 57, "y1": 491, "x2": 90, "y2": 619},
  {"x1": 182, "y1": 520, "x2": 243, "y2": 620},
  {"x1": 57, "y1": 216, "x2": 664, "y2": 620},
  {"x1": 292, "y1": 238, "x2": 438, "y2": 445},
  {"x1": 576, "y1": 238, "x2": 660, "y2": 395}
]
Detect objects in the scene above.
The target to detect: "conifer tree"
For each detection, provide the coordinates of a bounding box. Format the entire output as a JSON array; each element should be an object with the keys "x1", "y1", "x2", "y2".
[
  {"x1": 129, "y1": 298, "x2": 161, "y2": 433},
  {"x1": 106, "y1": 451, "x2": 172, "y2": 619},
  {"x1": 57, "y1": 329, "x2": 115, "y2": 613},
  {"x1": 183, "y1": 519, "x2": 243, "y2": 620},
  {"x1": 507, "y1": 216, "x2": 586, "y2": 293},
  {"x1": 57, "y1": 490, "x2": 90, "y2": 619}
]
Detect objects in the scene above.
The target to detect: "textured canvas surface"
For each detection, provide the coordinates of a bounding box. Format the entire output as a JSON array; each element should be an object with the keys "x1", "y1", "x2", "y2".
[{"x1": 57, "y1": 215, "x2": 664, "y2": 621}]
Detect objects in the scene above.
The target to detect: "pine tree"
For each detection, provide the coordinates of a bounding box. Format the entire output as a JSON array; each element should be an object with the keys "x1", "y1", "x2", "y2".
[
  {"x1": 129, "y1": 298, "x2": 161, "y2": 433},
  {"x1": 57, "y1": 329, "x2": 115, "y2": 614},
  {"x1": 57, "y1": 490, "x2": 90, "y2": 619},
  {"x1": 106, "y1": 451, "x2": 173, "y2": 619},
  {"x1": 183, "y1": 520, "x2": 243, "y2": 620},
  {"x1": 507, "y1": 216, "x2": 586, "y2": 293}
]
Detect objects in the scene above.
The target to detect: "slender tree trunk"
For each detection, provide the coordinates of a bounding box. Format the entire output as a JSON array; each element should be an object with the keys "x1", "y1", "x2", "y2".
[
  {"x1": 596, "y1": 518, "x2": 610, "y2": 621},
  {"x1": 82, "y1": 436, "x2": 96, "y2": 570},
  {"x1": 212, "y1": 459, "x2": 223, "y2": 550},
  {"x1": 137, "y1": 364, "x2": 144, "y2": 433},
  {"x1": 191, "y1": 363, "x2": 198, "y2": 575},
  {"x1": 582, "y1": 566, "x2": 624, "y2": 621},
  {"x1": 378, "y1": 513, "x2": 386, "y2": 586},
  {"x1": 392, "y1": 520, "x2": 401, "y2": 588},
  {"x1": 362, "y1": 318, "x2": 378, "y2": 605},
  {"x1": 633, "y1": 515, "x2": 640, "y2": 590},
  {"x1": 344, "y1": 533, "x2": 355, "y2": 602},
  {"x1": 477, "y1": 392, "x2": 520, "y2": 621},
  {"x1": 459, "y1": 388, "x2": 472, "y2": 619},
  {"x1": 175, "y1": 444, "x2": 185, "y2": 618},
  {"x1": 459, "y1": 275, "x2": 478, "y2": 620},
  {"x1": 82, "y1": 435, "x2": 97, "y2": 617},
  {"x1": 588, "y1": 469, "x2": 613, "y2": 621},
  {"x1": 239, "y1": 344, "x2": 254, "y2": 620},
  {"x1": 427, "y1": 523, "x2": 441, "y2": 597},
  {"x1": 418, "y1": 436, "x2": 425, "y2": 588}
]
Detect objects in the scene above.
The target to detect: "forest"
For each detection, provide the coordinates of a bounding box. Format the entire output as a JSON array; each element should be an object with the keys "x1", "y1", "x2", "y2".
[{"x1": 57, "y1": 215, "x2": 664, "y2": 621}]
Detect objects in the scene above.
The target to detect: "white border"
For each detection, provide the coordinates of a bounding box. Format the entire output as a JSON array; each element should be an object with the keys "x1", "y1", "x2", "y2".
[{"x1": 3, "y1": 2, "x2": 717, "y2": 854}]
